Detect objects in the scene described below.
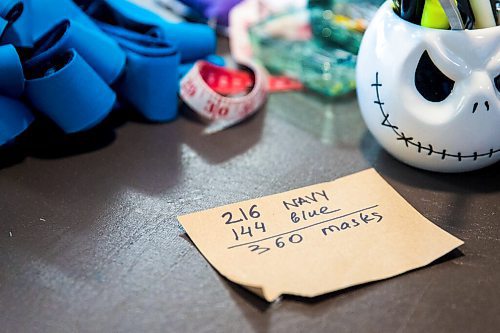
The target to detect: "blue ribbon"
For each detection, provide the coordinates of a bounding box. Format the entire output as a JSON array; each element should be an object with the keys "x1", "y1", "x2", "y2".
[
  {"x1": 0, "y1": 1, "x2": 33, "y2": 145},
  {"x1": 83, "y1": 0, "x2": 216, "y2": 62},
  {"x1": 25, "y1": 19, "x2": 126, "y2": 85},
  {"x1": 0, "y1": 0, "x2": 24, "y2": 38},
  {"x1": 0, "y1": 45, "x2": 24, "y2": 97},
  {"x1": 0, "y1": 95, "x2": 33, "y2": 146},
  {"x1": 178, "y1": 54, "x2": 225, "y2": 78},
  {"x1": 0, "y1": 0, "x2": 220, "y2": 146},
  {"x1": 99, "y1": 21, "x2": 180, "y2": 122},
  {"x1": 25, "y1": 49, "x2": 116, "y2": 133},
  {"x1": 7, "y1": 0, "x2": 216, "y2": 61}
]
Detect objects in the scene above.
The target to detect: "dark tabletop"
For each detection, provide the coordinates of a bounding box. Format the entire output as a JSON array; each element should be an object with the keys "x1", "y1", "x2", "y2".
[{"x1": 1, "y1": 42, "x2": 499, "y2": 332}]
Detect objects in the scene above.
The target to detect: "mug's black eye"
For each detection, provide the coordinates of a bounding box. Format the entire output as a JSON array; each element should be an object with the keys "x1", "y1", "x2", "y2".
[
  {"x1": 495, "y1": 74, "x2": 500, "y2": 92},
  {"x1": 415, "y1": 51, "x2": 455, "y2": 102}
]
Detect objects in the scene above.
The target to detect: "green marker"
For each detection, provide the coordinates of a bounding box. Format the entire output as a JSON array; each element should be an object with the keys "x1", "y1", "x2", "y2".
[{"x1": 421, "y1": 0, "x2": 450, "y2": 28}]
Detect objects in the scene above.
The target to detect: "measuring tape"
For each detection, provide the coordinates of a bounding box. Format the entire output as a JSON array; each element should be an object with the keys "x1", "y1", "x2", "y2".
[{"x1": 180, "y1": 60, "x2": 269, "y2": 134}]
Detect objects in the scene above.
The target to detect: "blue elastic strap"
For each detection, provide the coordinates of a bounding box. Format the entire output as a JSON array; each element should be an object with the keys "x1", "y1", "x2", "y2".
[
  {"x1": 7, "y1": 0, "x2": 215, "y2": 62},
  {"x1": 25, "y1": 49, "x2": 116, "y2": 133},
  {"x1": 99, "y1": 22, "x2": 180, "y2": 122},
  {"x1": 1, "y1": 0, "x2": 218, "y2": 144},
  {"x1": 3, "y1": 0, "x2": 98, "y2": 47},
  {"x1": 0, "y1": 1, "x2": 34, "y2": 146},
  {"x1": 0, "y1": 95, "x2": 34, "y2": 146},
  {"x1": 0, "y1": 44, "x2": 25, "y2": 98},
  {"x1": 84, "y1": 0, "x2": 216, "y2": 62},
  {"x1": 178, "y1": 54, "x2": 225, "y2": 78},
  {"x1": 0, "y1": 0, "x2": 24, "y2": 39},
  {"x1": 0, "y1": 0, "x2": 23, "y2": 19},
  {"x1": 25, "y1": 19, "x2": 126, "y2": 85}
]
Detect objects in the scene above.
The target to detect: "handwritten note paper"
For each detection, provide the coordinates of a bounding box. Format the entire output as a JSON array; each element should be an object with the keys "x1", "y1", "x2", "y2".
[{"x1": 178, "y1": 169, "x2": 463, "y2": 302}]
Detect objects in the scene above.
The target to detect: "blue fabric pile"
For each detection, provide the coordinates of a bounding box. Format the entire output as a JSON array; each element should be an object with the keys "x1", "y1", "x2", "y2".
[{"x1": 0, "y1": 0, "x2": 223, "y2": 146}]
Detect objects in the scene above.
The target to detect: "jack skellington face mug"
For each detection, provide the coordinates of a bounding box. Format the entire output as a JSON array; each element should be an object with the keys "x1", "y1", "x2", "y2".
[{"x1": 356, "y1": 1, "x2": 499, "y2": 173}]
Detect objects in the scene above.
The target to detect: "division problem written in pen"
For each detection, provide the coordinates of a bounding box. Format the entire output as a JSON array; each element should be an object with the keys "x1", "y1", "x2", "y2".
[{"x1": 221, "y1": 189, "x2": 384, "y2": 255}]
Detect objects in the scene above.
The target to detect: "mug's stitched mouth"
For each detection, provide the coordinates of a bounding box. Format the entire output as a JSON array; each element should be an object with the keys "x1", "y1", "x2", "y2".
[{"x1": 371, "y1": 72, "x2": 499, "y2": 162}]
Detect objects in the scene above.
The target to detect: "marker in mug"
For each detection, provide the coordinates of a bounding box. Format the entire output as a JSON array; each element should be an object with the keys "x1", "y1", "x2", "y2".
[
  {"x1": 439, "y1": 0, "x2": 465, "y2": 29},
  {"x1": 392, "y1": 0, "x2": 401, "y2": 12},
  {"x1": 401, "y1": 0, "x2": 425, "y2": 23},
  {"x1": 421, "y1": 0, "x2": 450, "y2": 28},
  {"x1": 495, "y1": 0, "x2": 500, "y2": 25},
  {"x1": 456, "y1": 0, "x2": 476, "y2": 29},
  {"x1": 470, "y1": 0, "x2": 496, "y2": 27},
  {"x1": 489, "y1": 0, "x2": 498, "y2": 24}
]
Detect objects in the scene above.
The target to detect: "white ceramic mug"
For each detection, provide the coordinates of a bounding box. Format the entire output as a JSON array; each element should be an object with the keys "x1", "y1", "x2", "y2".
[{"x1": 356, "y1": 1, "x2": 499, "y2": 172}]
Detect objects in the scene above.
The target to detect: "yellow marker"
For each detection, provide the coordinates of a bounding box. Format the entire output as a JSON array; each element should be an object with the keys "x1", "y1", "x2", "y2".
[{"x1": 421, "y1": 0, "x2": 450, "y2": 29}]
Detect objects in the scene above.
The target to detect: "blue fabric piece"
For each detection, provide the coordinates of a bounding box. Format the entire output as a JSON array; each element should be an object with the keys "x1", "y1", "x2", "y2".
[
  {"x1": 25, "y1": 49, "x2": 116, "y2": 133},
  {"x1": 0, "y1": 0, "x2": 23, "y2": 19},
  {"x1": 3, "y1": 0, "x2": 97, "y2": 47},
  {"x1": 7, "y1": 0, "x2": 216, "y2": 62},
  {"x1": 0, "y1": 0, "x2": 217, "y2": 145},
  {"x1": 203, "y1": 54, "x2": 225, "y2": 66},
  {"x1": 0, "y1": 18, "x2": 7, "y2": 37},
  {"x1": 25, "y1": 19, "x2": 126, "y2": 84},
  {"x1": 99, "y1": 22, "x2": 180, "y2": 122},
  {"x1": 0, "y1": 0, "x2": 23, "y2": 39},
  {"x1": 82, "y1": 0, "x2": 216, "y2": 62},
  {"x1": 178, "y1": 54, "x2": 225, "y2": 78},
  {"x1": 0, "y1": 45, "x2": 24, "y2": 98},
  {"x1": 0, "y1": 95, "x2": 33, "y2": 145}
]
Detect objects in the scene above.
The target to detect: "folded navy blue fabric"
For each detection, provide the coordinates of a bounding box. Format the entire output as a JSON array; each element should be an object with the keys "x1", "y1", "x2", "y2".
[
  {"x1": 4, "y1": 0, "x2": 97, "y2": 47},
  {"x1": 25, "y1": 49, "x2": 116, "y2": 133},
  {"x1": 178, "y1": 54, "x2": 225, "y2": 78},
  {"x1": 0, "y1": 95, "x2": 33, "y2": 146},
  {"x1": 7, "y1": 0, "x2": 216, "y2": 62},
  {"x1": 99, "y1": 21, "x2": 180, "y2": 122},
  {"x1": 84, "y1": 0, "x2": 216, "y2": 62},
  {"x1": 0, "y1": 0, "x2": 220, "y2": 146},
  {"x1": 0, "y1": 45, "x2": 24, "y2": 97},
  {"x1": 25, "y1": 19, "x2": 126, "y2": 85},
  {"x1": 0, "y1": 0, "x2": 24, "y2": 38}
]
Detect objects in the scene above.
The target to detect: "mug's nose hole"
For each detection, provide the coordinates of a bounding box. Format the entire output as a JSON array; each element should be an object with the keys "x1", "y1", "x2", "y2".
[
  {"x1": 473, "y1": 102, "x2": 478, "y2": 113},
  {"x1": 473, "y1": 101, "x2": 491, "y2": 113}
]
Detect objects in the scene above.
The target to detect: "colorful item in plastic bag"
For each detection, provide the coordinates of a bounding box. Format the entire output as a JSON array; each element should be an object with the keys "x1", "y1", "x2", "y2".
[
  {"x1": 249, "y1": 10, "x2": 357, "y2": 97},
  {"x1": 309, "y1": 0, "x2": 385, "y2": 55},
  {"x1": 229, "y1": 0, "x2": 308, "y2": 62}
]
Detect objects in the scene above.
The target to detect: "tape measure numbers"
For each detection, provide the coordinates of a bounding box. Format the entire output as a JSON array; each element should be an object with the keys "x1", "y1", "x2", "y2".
[{"x1": 180, "y1": 60, "x2": 268, "y2": 133}]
